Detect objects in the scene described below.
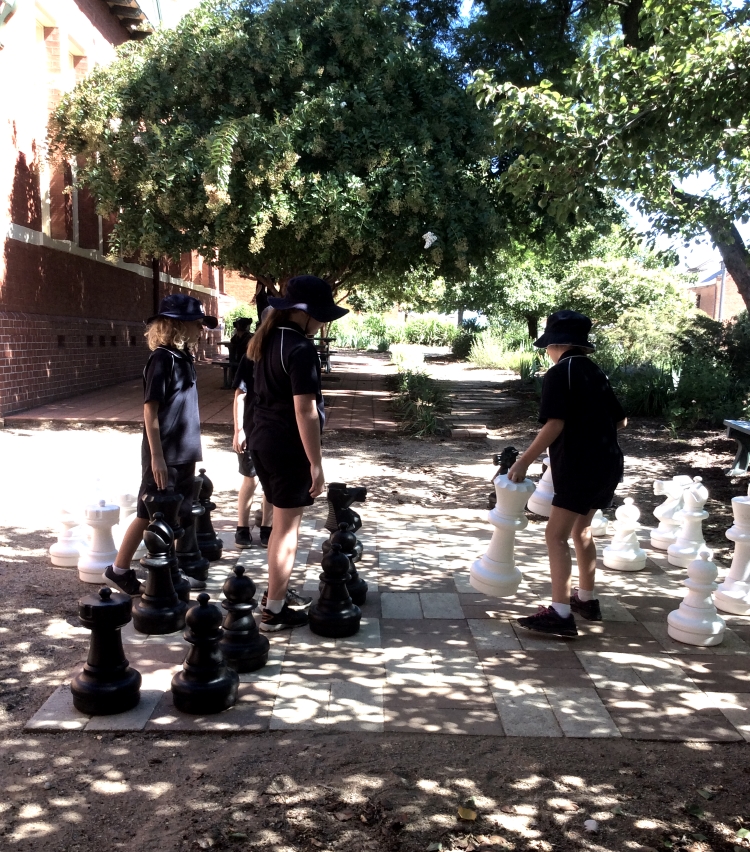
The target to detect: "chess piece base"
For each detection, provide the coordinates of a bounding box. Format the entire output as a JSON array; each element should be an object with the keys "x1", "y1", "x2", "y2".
[
  {"x1": 77, "y1": 561, "x2": 111, "y2": 584},
  {"x1": 132, "y1": 599, "x2": 188, "y2": 635},
  {"x1": 220, "y1": 638, "x2": 269, "y2": 673},
  {"x1": 50, "y1": 549, "x2": 81, "y2": 568},
  {"x1": 346, "y1": 576, "x2": 368, "y2": 606},
  {"x1": 470, "y1": 556, "x2": 522, "y2": 597},
  {"x1": 650, "y1": 530, "x2": 678, "y2": 551},
  {"x1": 526, "y1": 493, "x2": 551, "y2": 517},
  {"x1": 171, "y1": 671, "x2": 239, "y2": 715},
  {"x1": 197, "y1": 537, "x2": 223, "y2": 562},
  {"x1": 602, "y1": 552, "x2": 647, "y2": 572},
  {"x1": 667, "y1": 606, "x2": 725, "y2": 646},
  {"x1": 667, "y1": 543, "x2": 702, "y2": 569},
  {"x1": 714, "y1": 584, "x2": 750, "y2": 616},
  {"x1": 308, "y1": 603, "x2": 361, "y2": 638},
  {"x1": 70, "y1": 668, "x2": 142, "y2": 715}
]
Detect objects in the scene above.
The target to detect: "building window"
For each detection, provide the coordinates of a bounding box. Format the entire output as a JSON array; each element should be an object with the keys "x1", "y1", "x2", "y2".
[
  {"x1": 130, "y1": 335, "x2": 137, "y2": 346},
  {"x1": 87, "y1": 335, "x2": 94, "y2": 347},
  {"x1": 57, "y1": 335, "x2": 65, "y2": 347},
  {"x1": 111, "y1": 336, "x2": 117, "y2": 346},
  {"x1": 696, "y1": 295, "x2": 701, "y2": 308},
  {"x1": 99, "y1": 335, "x2": 106, "y2": 347}
]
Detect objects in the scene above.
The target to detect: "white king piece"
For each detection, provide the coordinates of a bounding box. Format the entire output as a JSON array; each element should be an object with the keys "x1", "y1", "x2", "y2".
[
  {"x1": 471, "y1": 473, "x2": 536, "y2": 597},
  {"x1": 714, "y1": 482, "x2": 750, "y2": 616}
]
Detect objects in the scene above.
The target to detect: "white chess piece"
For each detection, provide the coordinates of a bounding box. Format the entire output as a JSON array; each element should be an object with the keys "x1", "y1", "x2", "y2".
[
  {"x1": 590, "y1": 509, "x2": 608, "y2": 537},
  {"x1": 114, "y1": 493, "x2": 147, "y2": 558},
  {"x1": 49, "y1": 509, "x2": 86, "y2": 568},
  {"x1": 714, "y1": 482, "x2": 750, "y2": 615},
  {"x1": 602, "y1": 498, "x2": 646, "y2": 571},
  {"x1": 667, "y1": 477, "x2": 709, "y2": 568},
  {"x1": 651, "y1": 475, "x2": 693, "y2": 550},
  {"x1": 668, "y1": 547, "x2": 725, "y2": 646},
  {"x1": 471, "y1": 473, "x2": 536, "y2": 596},
  {"x1": 526, "y1": 456, "x2": 553, "y2": 517},
  {"x1": 77, "y1": 499, "x2": 120, "y2": 584}
]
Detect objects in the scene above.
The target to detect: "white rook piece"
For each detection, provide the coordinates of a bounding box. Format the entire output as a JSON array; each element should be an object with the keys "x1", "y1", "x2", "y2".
[
  {"x1": 49, "y1": 509, "x2": 85, "y2": 568},
  {"x1": 471, "y1": 473, "x2": 536, "y2": 596},
  {"x1": 714, "y1": 482, "x2": 750, "y2": 616},
  {"x1": 77, "y1": 499, "x2": 120, "y2": 584},
  {"x1": 668, "y1": 548, "x2": 725, "y2": 646},
  {"x1": 651, "y1": 475, "x2": 693, "y2": 550},
  {"x1": 667, "y1": 477, "x2": 709, "y2": 568},
  {"x1": 602, "y1": 498, "x2": 646, "y2": 571},
  {"x1": 526, "y1": 456, "x2": 553, "y2": 517},
  {"x1": 590, "y1": 509, "x2": 608, "y2": 537}
]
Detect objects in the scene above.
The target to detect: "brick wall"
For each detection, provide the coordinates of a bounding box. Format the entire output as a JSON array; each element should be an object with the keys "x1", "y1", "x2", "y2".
[
  {"x1": 692, "y1": 272, "x2": 747, "y2": 321},
  {"x1": 223, "y1": 269, "x2": 258, "y2": 306}
]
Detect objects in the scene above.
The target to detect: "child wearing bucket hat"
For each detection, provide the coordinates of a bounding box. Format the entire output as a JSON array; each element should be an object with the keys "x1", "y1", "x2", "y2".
[
  {"x1": 246, "y1": 275, "x2": 349, "y2": 631},
  {"x1": 507, "y1": 310, "x2": 627, "y2": 637},
  {"x1": 104, "y1": 294, "x2": 217, "y2": 596}
]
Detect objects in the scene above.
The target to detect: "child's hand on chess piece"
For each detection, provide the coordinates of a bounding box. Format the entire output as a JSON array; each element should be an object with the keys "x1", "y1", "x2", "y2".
[{"x1": 507, "y1": 459, "x2": 529, "y2": 483}]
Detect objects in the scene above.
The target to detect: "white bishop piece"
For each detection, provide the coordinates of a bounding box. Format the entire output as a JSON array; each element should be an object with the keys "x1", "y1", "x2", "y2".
[
  {"x1": 714, "y1": 482, "x2": 750, "y2": 616},
  {"x1": 526, "y1": 456, "x2": 553, "y2": 517},
  {"x1": 590, "y1": 509, "x2": 609, "y2": 537},
  {"x1": 48, "y1": 509, "x2": 86, "y2": 568},
  {"x1": 667, "y1": 477, "x2": 709, "y2": 568},
  {"x1": 651, "y1": 475, "x2": 693, "y2": 550},
  {"x1": 471, "y1": 473, "x2": 536, "y2": 597},
  {"x1": 602, "y1": 498, "x2": 646, "y2": 571},
  {"x1": 667, "y1": 548, "x2": 725, "y2": 646},
  {"x1": 114, "y1": 493, "x2": 146, "y2": 558},
  {"x1": 77, "y1": 499, "x2": 120, "y2": 584}
]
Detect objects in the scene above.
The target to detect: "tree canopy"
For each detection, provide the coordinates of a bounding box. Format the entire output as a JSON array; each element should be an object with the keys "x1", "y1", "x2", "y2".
[{"x1": 50, "y1": 0, "x2": 511, "y2": 293}]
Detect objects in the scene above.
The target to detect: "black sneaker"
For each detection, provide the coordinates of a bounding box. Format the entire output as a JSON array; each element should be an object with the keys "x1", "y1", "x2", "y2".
[
  {"x1": 260, "y1": 587, "x2": 313, "y2": 610},
  {"x1": 260, "y1": 603, "x2": 309, "y2": 632},
  {"x1": 517, "y1": 605, "x2": 578, "y2": 638},
  {"x1": 235, "y1": 526, "x2": 252, "y2": 548},
  {"x1": 570, "y1": 589, "x2": 602, "y2": 621},
  {"x1": 104, "y1": 565, "x2": 142, "y2": 597},
  {"x1": 259, "y1": 526, "x2": 272, "y2": 548}
]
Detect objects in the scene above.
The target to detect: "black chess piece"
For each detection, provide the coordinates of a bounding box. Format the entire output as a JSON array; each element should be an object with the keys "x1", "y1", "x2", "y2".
[
  {"x1": 133, "y1": 512, "x2": 189, "y2": 635},
  {"x1": 488, "y1": 446, "x2": 519, "y2": 510},
  {"x1": 219, "y1": 566, "x2": 269, "y2": 672},
  {"x1": 175, "y1": 476, "x2": 210, "y2": 589},
  {"x1": 322, "y1": 522, "x2": 367, "y2": 606},
  {"x1": 324, "y1": 482, "x2": 367, "y2": 534},
  {"x1": 171, "y1": 593, "x2": 239, "y2": 714},
  {"x1": 144, "y1": 489, "x2": 191, "y2": 604},
  {"x1": 70, "y1": 587, "x2": 142, "y2": 715},
  {"x1": 196, "y1": 469, "x2": 223, "y2": 562},
  {"x1": 309, "y1": 543, "x2": 361, "y2": 637}
]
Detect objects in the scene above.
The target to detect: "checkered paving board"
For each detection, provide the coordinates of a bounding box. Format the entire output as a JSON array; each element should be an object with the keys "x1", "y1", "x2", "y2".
[{"x1": 27, "y1": 511, "x2": 750, "y2": 741}]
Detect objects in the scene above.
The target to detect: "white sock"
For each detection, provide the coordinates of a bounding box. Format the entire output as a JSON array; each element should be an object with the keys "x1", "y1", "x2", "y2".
[
  {"x1": 265, "y1": 598, "x2": 284, "y2": 614},
  {"x1": 112, "y1": 564, "x2": 130, "y2": 575},
  {"x1": 577, "y1": 588, "x2": 594, "y2": 602},
  {"x1": 550, "y1": 602, "x2": 571, "y2": 618}
]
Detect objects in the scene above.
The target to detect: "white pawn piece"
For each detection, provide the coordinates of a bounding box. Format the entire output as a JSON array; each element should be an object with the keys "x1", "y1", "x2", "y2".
[
  {"x1": 590, "y1": 509, "x2": 609, "y2": 537},
  {"x1": 602, "y1": 498, "x2": 646, "y2": 572},
  {"x1": 526, "y1": 456, "x2": 553, "y2": 517},
  {"x1": 471, "y1": 473, "x2": 536, "y2": 597},
  {"x1": 650, "y1": 475, "x2": 693, "y2": 550},
  {"x1": 714, "y1": 482, "x2": 750, "y2": 616},
  {"x1": 668, "y1": 548, "x2": 725, "y2": 646},
  {"x1": 77, "y1": 499, "x2": 120, "y2": 584},
  {"x1": 49, "y1": 509, "x2": 86, "y2": 568},
  {"x1": 667, "y1": 477, "x2": 709, "y2": 568},
  {"x1": 114, "y1": 493, "x2": 147, "y2": 558}
]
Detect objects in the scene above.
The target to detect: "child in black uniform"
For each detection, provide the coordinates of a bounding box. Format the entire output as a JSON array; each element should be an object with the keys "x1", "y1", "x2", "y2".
[
  {"x1": 508, "y1": 310, "x2": 626, "y2": 637},
  {"x1": 247, "y1": 276, "x2": 348, "y2": 631},
  {"x1": 104, "y1": 294, "x2": 217, "y2": 595}
]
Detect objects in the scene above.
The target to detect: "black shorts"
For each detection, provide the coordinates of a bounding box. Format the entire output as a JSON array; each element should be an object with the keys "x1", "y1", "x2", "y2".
[
  {"x1": 551, "y1": 481, "x2": 618, "y2": 516},
  {"x1": 136, "y1": 461, "x2": 197, "y2": 522},
  {"x1": 238, "y1": 450, "x2": 257, "y2": 478},
  {"x1": 250, "y1": 446, "x2": 313, "y2": 509}
]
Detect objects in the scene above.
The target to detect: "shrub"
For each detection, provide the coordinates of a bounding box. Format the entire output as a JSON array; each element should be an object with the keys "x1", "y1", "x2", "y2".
[
  {"x1": 222, "y1": 302, "x2": 255, "y2": 331},
  {"x1": 451, "y1": 330, "x2": 475, "y2": 359},
  {"x1": 608, "y1": 363, "x2": 675, "y2": 417},
  {"x1": 387, "y1": 369, "x2": 451, "y2": 436}
]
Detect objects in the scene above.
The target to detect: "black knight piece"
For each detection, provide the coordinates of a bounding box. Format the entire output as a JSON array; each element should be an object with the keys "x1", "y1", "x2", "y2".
[
  {"x1": 309, "y1": 543, "x2": 361, "y2": 637},
  {"x1": 488, "y1": 446, "x2": 519, "y2": 511},
  {"x1": 219, "y1": 566, "x2": 269, "y2": 672},
  {"x1": 324, "y1": 482, "x2": 367, "y2": 534},
  {"x1": 132, "y1": 512, "x2": 188, "y2": 635},
  {"x1": 196, "y1": 469, "x2": 223, "y2": 562},
  {"x1": 144, "y1": 489, "x2": 191, "y2": 604},
  {"x1": 175, "y1": 476, "x2": 210, "y2": 589},
  {"x1": 70, "y1": 586, "x2": 142, "y2": 715},
  {"x1": 171, "y1": 593, "x2": 239, "y2": 714},
  {"x1": 322, "y1": 522, "x2": 368, "y2": 606}
]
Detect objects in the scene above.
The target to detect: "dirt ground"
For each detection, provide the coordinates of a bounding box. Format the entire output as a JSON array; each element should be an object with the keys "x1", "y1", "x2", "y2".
[{"x1": 0, "y1": 368, "x2": 749, "y2": 852}]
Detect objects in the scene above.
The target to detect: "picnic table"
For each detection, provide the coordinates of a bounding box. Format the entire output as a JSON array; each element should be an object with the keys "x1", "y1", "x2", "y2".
[
  {"x1": 318, "y1": 336, "x2": 336, "y2": 374},
  {"x1": 209, "y1": 358, "x2": 233, "y2": 389},
  {"x1": 724, "y1": 419, "x2": 750, "y2": 475}
]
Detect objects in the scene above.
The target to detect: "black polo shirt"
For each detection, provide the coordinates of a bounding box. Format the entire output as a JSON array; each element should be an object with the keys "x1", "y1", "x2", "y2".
[
  {"x1": 141, "y1": 346, "x2": 202, "y2": 467},
  {"x1": 539, "y1": 352, "x2": 625, "y2": 499},
  {"x1": 248, "y1": 322, "x2": 323, "y2": 454},
  {"x1": 231, "y1": 354, "x2": 255, "y2": 436}
]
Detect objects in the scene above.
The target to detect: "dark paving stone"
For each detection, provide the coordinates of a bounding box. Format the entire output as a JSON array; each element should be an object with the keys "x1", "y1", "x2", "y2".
[
  {"x1": 671, "y1": 658, "x2": 750, "y2": 692},
  {"x1": 481, "y1": 659, "x2": 594, "y2": 689},
  {"x1": 383, "y1": 704, "x2": 505, "y2": 736},
  {"x1": 358, "y1": 591, "x2": 381, "y2": 619},
  {"x1": 383, "y1": 684, "x2": 496, "y2": 708},
  {"x1": 476, "y1": 648, "x2": 583, "y2": 667},
  {"x1": 619, "y1": 595, "x2": 682, "y2": 623},
  {"x1": 145, "y1": 683, "x2": 277, "y2": 732}
]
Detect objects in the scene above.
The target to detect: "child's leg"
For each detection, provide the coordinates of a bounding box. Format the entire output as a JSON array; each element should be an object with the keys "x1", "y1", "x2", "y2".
[
  {"x1": 545, "y1": 506, "x2": 580, "y2": 604},
  {"x1": 261, "y1": 496, "x2": 273, "y2": 527},
  {"x1": 238, "y1": 475, "x2": 257, "y2": 527},
  {"x1": 113, "y1": 517, "x2": 149, "y2": 570},
  {"x1": 266, "y1": 505, "x2": 304, "y2": 601},
  {"x1": 571, "y1": 509, "x2": 597, "y2": 593}
]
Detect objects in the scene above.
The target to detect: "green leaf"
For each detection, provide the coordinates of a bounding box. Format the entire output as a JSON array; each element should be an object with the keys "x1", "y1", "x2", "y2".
[{"x1": 685, "y1": 804, "x2": 705, "y2": 818}]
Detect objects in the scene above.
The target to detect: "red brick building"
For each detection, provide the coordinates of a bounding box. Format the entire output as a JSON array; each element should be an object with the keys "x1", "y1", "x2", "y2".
[
  {"x1": 688, "y1": 264, "x2": 747, "y2": 322},
  {"x1": 0, "y1": 0, "x2": 222, "y2": 416}
]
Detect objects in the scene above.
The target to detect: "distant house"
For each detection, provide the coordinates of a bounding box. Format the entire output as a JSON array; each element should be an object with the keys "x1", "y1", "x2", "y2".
[{"x1": 686, "y1": 262, "x2": 746, "y2": 321}]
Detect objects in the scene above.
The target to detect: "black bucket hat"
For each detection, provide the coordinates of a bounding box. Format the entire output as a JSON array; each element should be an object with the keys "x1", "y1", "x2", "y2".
[
  {"x1": 146, "y1": 293, "x2": 218, "y2": 328},
  {"x1": 533, "y1": 310, "x2": 595, "y2": 351},
  {"x1": 268, "y1": 276, "x2": 349, "y2": 323},
  {"x1": 233, "y1": 317, "x2": 253, "y2": 330}
]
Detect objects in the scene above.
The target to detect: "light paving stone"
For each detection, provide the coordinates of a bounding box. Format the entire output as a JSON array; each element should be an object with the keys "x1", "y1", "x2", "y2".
[
  {"x1": 286, "y1": 625, "x2": 336, "y2": 649},
  {"x1": 337, "y1": 618, "x2": 381, "y2": 649},
  {"x1": 641, "y1": 621, "x2": 712, "y2": 654},
  {"x1": 420, "y1": 593, "x2": 464, "y2": 619},
  {"x1": 545, "y1": 687, "x2": 622, "y2": 738},
  {"x1": 453, "y1": 572, "x2": 475, "y2": 593},
  {"x1": 120, "y1": 621, "x2": 150, "y2": 645},
  {"x1": 597, "y1": 595, "x2": 637, "y2": 623},
  {"x1": 270, "y1": 682, "x2": 331, "y2": 730},
  {"x1": 468, "y1": 619, "x2": 523, "y2": 651},
  {"x1": 491, "y1": 688, "x2": 563, "y2": 737},
  {"x1": 25, "y1": 685, "x2": 89, "y2": 731},
  {"x1": 381, "y1": 592, "x2": 423, "y2": 619},
  {"x1": 710, "y1": 628, "x2": 750, "y2": 655},
  {"x1": 85, "y1": 690, "x2": 163, "y2": 732},
  {"x1": 575, "y1": 652, "x2": 648, "y2": 691},
  {"x1": 378, "y1": 551, "x2": 413, "y2": 573},
  {"x1": 143, "y1": 630, "x2": 186, "y2": 646},
  {"x1": 328, "y1": 680, "x2": 384, "y2": 731}
]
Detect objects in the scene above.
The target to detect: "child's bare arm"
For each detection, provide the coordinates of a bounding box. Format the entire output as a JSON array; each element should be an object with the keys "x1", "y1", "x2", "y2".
[
  {"x1": 233, "y1": 388, "x2": 246, "y2": 454},
  {"x1": 293, "y1": 393, "x2": 324, "y2": 498},
  {"x1": 617, "y1": 418, "x2": 627, "y2": 430},
  {"x1": 507, "y1": 419, "x2": 565, "y2": 483},
  {"x1": 144, "y1": 400, "x2": 168, "y2": 489}
]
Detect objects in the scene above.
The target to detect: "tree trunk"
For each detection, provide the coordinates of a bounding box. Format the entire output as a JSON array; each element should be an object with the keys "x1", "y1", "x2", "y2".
[
  {"x1": 457, "y1": 307, "x2": 464, "y2": 327},
  {"x1": 525, "y1": 314, "x2": 539, "y2": 340},
  {"x1": 704, "y1": 220, "x2": 750, "y2": 314}
]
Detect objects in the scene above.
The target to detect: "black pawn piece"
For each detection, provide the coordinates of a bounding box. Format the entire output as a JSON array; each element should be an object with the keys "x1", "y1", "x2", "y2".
[
  {"x1": 175, "y1": 476, "x2": 210, "y2": 589},
  {"x1": 488, "y1": 446, "x2": 519, "y2": 510},
  {"x1": 322, "y1": 522, "x2": 367, "y2": 606},
  {"x1": 309, "y1": 543, "x2": 361, "y2": 638},
  {"x1": 324, "y1": 482, "x2": 367, "y2": 534},
  {"x1": 196, "y1": 469, "x2": 223, "y2": 562},
  {"x1": 219, "y1": 566, "x2": 269, "y2": 672},
  {"x1": 144, "y1": 489, "x2": 191, "y2": 604},
  {"x1": 71, "y1": 587, "x2": 142, "y2": 715},
  {"x1": 171, "y1": 593, "x2": 239, "y2": 714},
  {"x1": 133, "y1": 512, "x2": 188, "y2": 635}
]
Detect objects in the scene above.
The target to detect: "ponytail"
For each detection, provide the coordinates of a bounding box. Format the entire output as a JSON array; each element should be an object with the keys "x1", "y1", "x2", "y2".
[{"x1": 246, "y1": 308, "x2": 292, "y2": 362}]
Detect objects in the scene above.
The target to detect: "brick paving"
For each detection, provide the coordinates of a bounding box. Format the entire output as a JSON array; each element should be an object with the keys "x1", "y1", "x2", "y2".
[{"x1": 27, "y1": 506, "x2": 750, "y2": 741}]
